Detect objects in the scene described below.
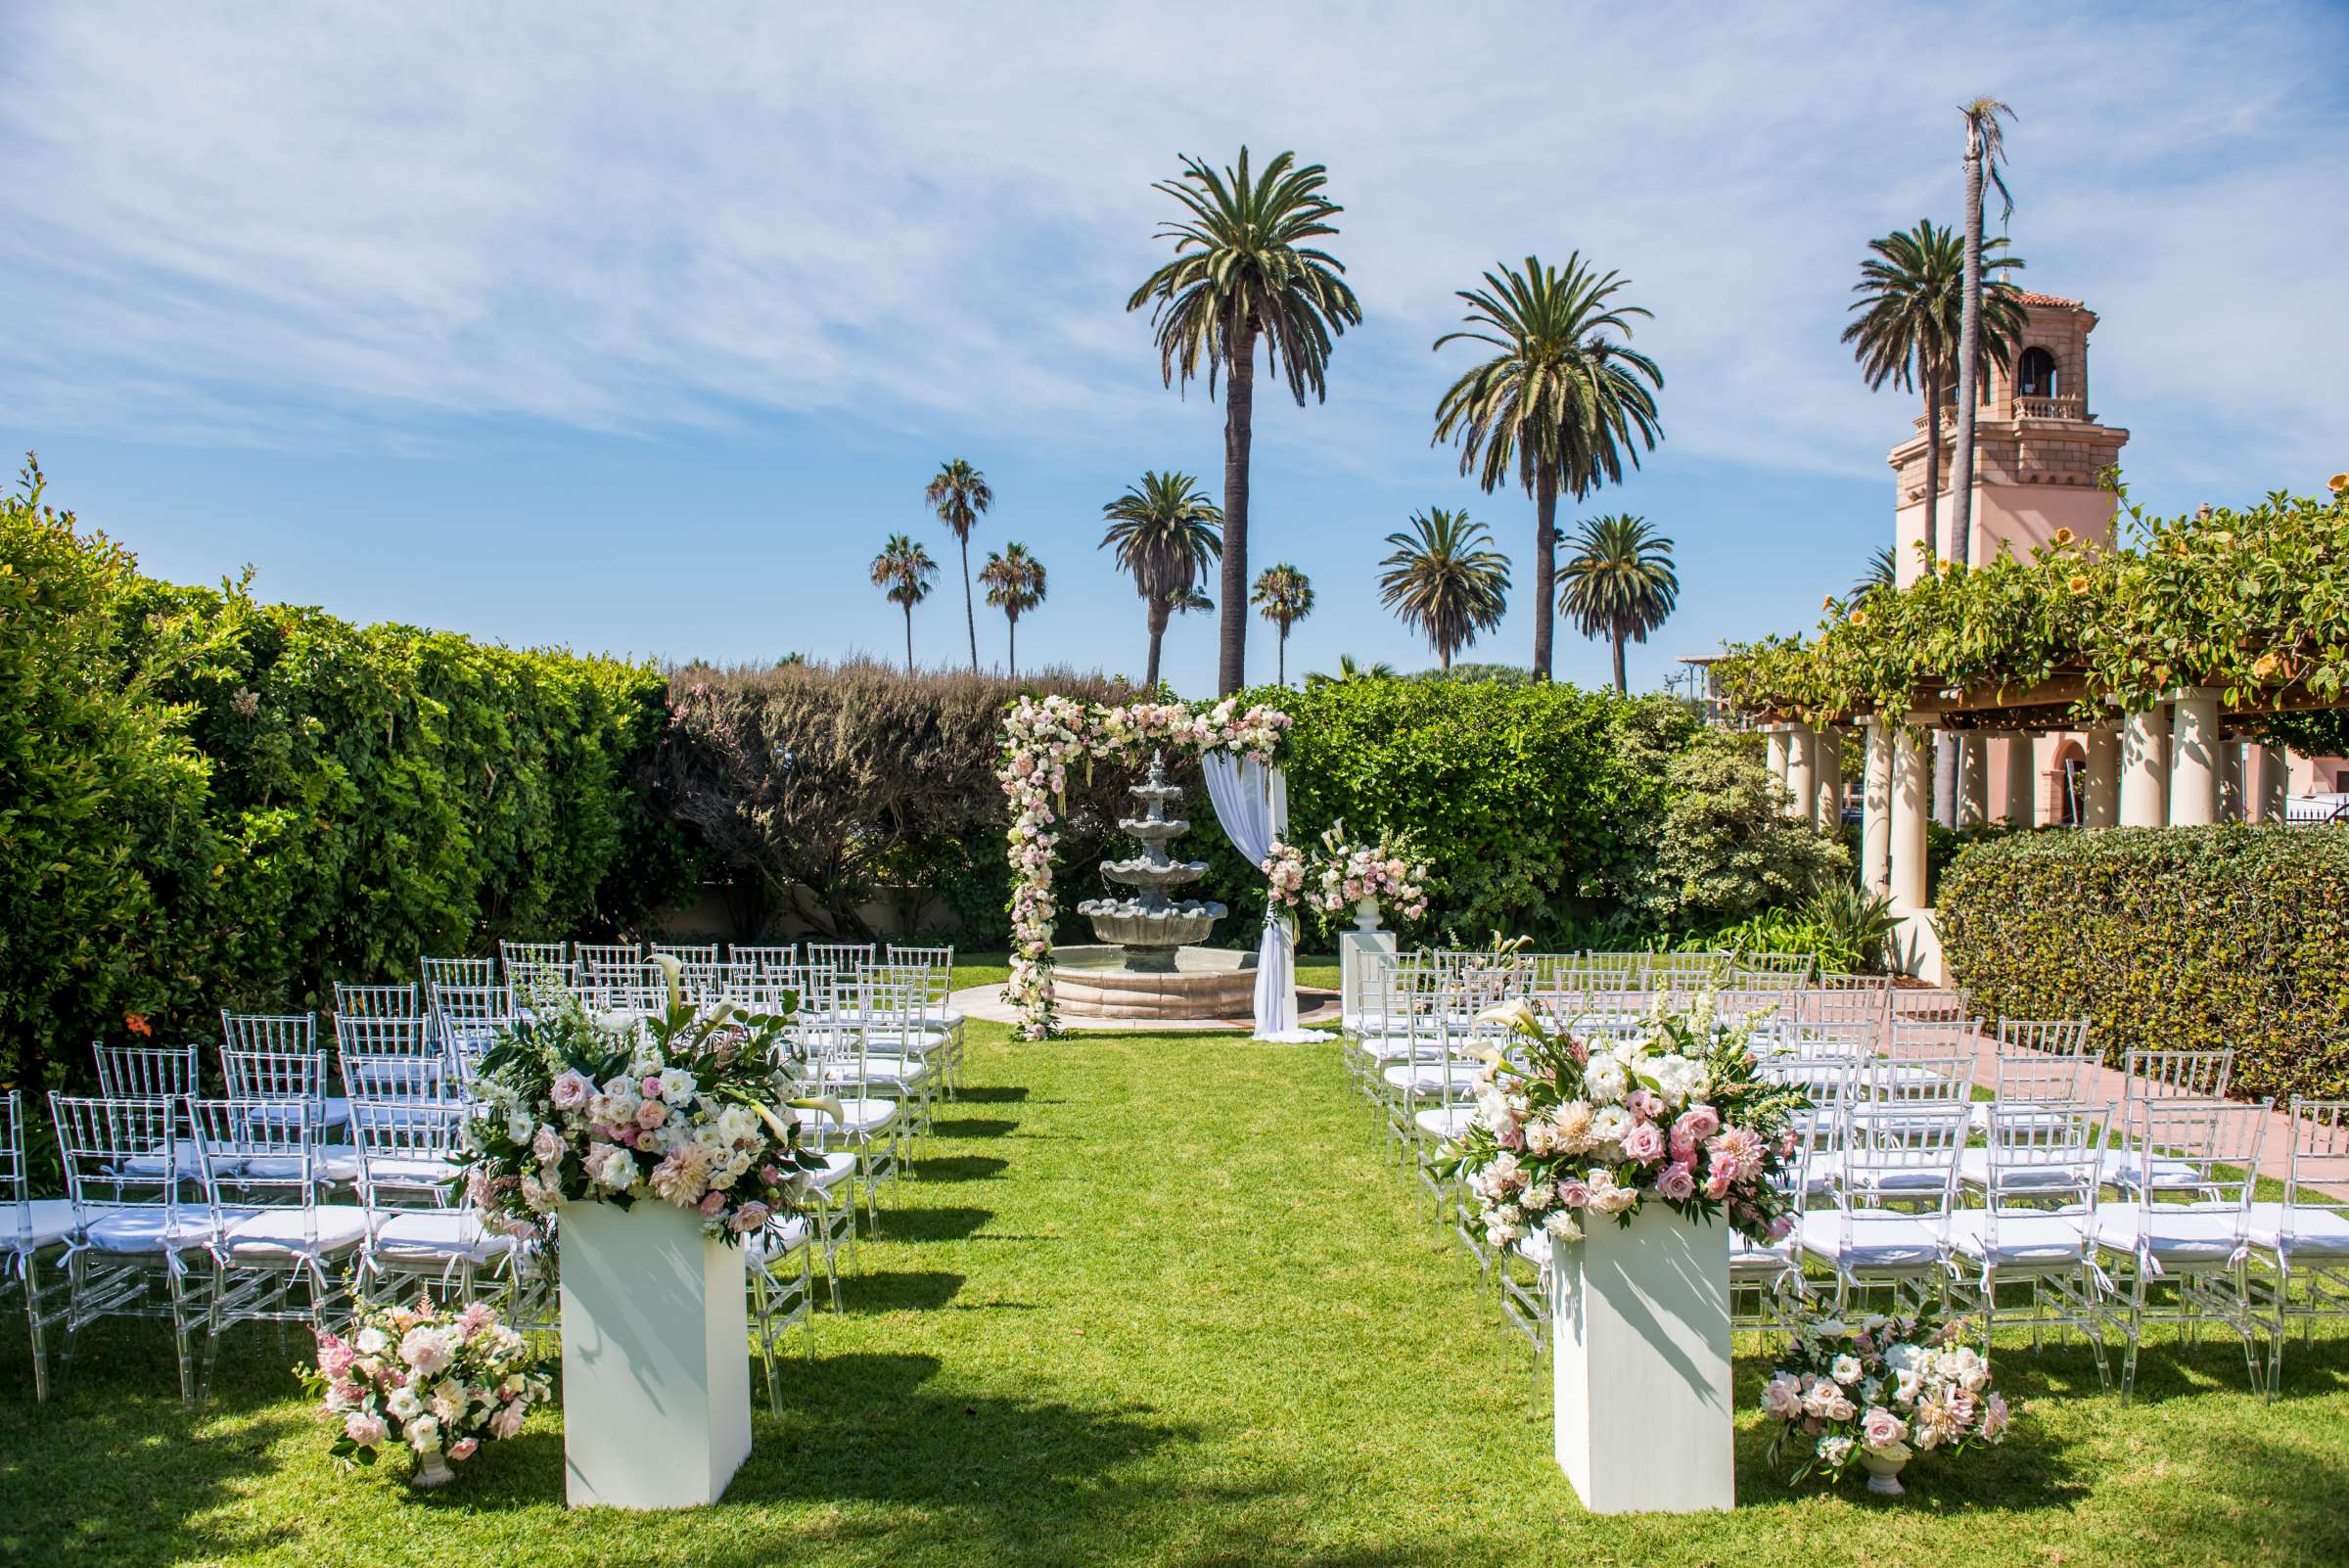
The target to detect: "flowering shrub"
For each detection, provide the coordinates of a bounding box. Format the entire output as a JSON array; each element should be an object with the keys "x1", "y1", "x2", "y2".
[
  {"x1": 1261, "y1": 839, "x2": 1310, "y2": 908},
  {"x1": 998, "y1": 695, "x2": 1291, "y2": 1038},
  {"x1": 464, "y1": 957, "x2": 829, "y2": 1242},
  {"x1": 1761, "y1": 1307, "x2": 2010, "y2": 1485},
  {"x1": 1441, "y1": 994, "x2": 1805, "y2": 1250},
  {"x1": 300, "y1": 1297, "x2": 550, "y2": 1472},
  {"x1": 1309, "y1": 819, "x2": 1429, "y2": 922}
]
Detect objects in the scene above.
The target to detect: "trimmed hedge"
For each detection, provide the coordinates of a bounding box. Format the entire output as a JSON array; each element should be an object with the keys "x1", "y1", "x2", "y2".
[
  {"x1": 0, "y1": 473, "x2": 687, "y2": 1102},
  {"x1": 1938, "y1": 827, "x2": 2349, "y2": 1102}
]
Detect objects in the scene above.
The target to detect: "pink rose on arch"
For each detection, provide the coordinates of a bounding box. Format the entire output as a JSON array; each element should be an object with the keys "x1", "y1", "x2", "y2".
[
  {"x1": 1621, "y1": 1121, "x2": 1666, "y2": 1165},
  {"x1": 1675, "y1": 1105, "x2": 1721, "y2": 1144},
  {"x1": 1655, "y1": 1161, "x2": 1697, "y2": 1202},
  {"x1": 1627, "y1": 1088, "x2": 1666, "y2": 1121}
]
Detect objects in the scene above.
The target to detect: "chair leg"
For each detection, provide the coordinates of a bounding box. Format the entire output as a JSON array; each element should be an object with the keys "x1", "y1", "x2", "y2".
[{"x1": 23, "y1": 1258, "x2": 53, "y2": 1404}]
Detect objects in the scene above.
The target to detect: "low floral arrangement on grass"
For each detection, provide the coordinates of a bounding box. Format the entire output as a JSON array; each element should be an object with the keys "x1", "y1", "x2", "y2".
[
  {"x1": 1762, "y1": 1306, "x2": 2010, "y2": 1488},
  {"x1": 300, "y1": 1296, "x2": 550, "y2": 1483},
  {"x1": 464, "y1": 955, "x2": 830, "y2": 1243},
  {"x1": 1441, "y1": 992, "x2": 1806, "y2": 1252},
  {"x1": 1309, "y1": 820, "x2": 1430, "y2": 923}
]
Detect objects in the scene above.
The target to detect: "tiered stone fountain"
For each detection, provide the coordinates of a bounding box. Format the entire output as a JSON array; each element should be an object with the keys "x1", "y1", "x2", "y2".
[{"x1": 1056, "y1": 752, "x2": 1257, "y2": 1021}]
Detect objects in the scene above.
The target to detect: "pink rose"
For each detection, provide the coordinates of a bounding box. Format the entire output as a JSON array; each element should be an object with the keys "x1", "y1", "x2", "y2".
[
  {"x1": 1674, "y1": 1105, "x2": 1721, "y2": 1144},
  {"x1": 550, "y1": 1071, "x2": 592, "y2": 1111},
  {"x1": 1767, "y1": 1214, "x2": 1794, "y2": 1242},
  {"x1": 1703, "y1": 1162, "x2": 1737, "y2": 1200},
  {"x1": 1627, "y1": 1088, "x2": 1666, "y2": 1121},
  {"x1": 1982, "y1": 1392, "x2": 2010, "y2": 1439},
  {"x1": 1862, "y1": 1407, "x2": 1908, "y2": 1449},
  {"x1": 642, "y1": 1076, "x2": 665, "y2": 1099},
  {"x1": 489, "y1": 1402, "x2": 528, "y2": 1440},
  {"x1": 1557, "y1": 1179, "x2": 1591, "y2": 1210},
  {"x1": 635, "y1": 1100, "x2": 669, "y2": 1130},
  {"x1": 345, "y1": 1411, "x2": 389, "y2": 1448},
  {"x1": 727, "y1": 1201, "x2": 771, "y2": 1233},
  {"x1": 699, "y1": 1191, "x2": 727, "y2": 1218},
  {"x1": 1655, "y1": 1161, "x2": 1696, "y2": 1202},
  {"x1": 1621, "y1": 1122, "x2": 1666, "y2": 1165},
  {"x1": 448, "y1": 1437, "x2": 480, "y2": 1461}
]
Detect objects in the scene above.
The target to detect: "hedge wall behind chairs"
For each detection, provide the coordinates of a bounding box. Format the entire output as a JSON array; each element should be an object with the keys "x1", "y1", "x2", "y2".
[
  {"x1": 0, "y1": 470, "x2": 688, "y2": 1104},
  {"x1": 1937, "y1": 826, "x2": 2349, "y2": 1103}
]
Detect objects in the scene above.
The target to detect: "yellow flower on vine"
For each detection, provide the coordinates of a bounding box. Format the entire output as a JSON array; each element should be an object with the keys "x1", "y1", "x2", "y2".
[
  {"x1": 1849, "y1": 609, "x2": 1868, "y2": 626},
  {"x1": 2052, "y1": 527, "x2": 2075, "y2": 546},
  {"x1": 2330, "y1": 472, "x2": 2349, "y2": 496},
  {"x1": 2066, "y1": 575, "x2": 2091, "y2": 594},
  {"x1": 2252, "y1": 652, "x2": 2282, "y2": 681},
  {"x1": 1821, "y1": 595, "x2": 1835, "y2": 612}
]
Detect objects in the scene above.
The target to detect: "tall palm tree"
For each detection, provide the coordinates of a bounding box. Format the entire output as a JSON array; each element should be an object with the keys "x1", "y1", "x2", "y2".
[
  {"x1": 977, "y1": 541, "x2": 1047, "y2": 680},
  {"x1": 1841, "y1": 220, "x2": 2026, "y2": 566},
  {"x1": 1850, "y1": 545, "x2": 1900, "y2": 606},
  {"x1": 1251, "y1": 563, "x2": 1314, "y2": 687},
  {"x1": 1432, "y1": 254, "x2": 1663, "y2": 682},
  {"x1": 868, "y1": 533, "x2": 938, "y2": 673},
  {"x1": 1377, "y1": 508, "x2": 1511, "y2": 671},
  {"x1": 1128, "y1": 148, "x2": 1360, "y2": 698},
  {"x1": 1556, "y1": 514, "x2": 1679, "y2": 694},
  {"x1": 1951, "y1": 98, "x2": 2017, "y2": 572},
  {"x1": 924, "y1": 458, "x2": 993, "y2": 671},
  {"x1": 1098, "y1": 470, "x2": 1223, "y2": 690}
]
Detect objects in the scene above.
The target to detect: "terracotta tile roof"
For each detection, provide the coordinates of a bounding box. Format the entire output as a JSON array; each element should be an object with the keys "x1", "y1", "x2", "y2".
[{"x1": 2015, "y1": 290, "x2": 2085, "y2": 308}]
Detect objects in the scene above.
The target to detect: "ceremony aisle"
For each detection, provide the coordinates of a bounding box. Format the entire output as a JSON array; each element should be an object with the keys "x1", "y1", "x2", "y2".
[{"x1": 3, "y1": 1017, "x2": 2345, "y2": 1567}]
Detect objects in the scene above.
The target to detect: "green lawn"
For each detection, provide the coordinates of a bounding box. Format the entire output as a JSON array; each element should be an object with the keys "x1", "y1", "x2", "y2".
[{"x1": 3, "y1": 1021, "x2": 2345, "y2": 1567}]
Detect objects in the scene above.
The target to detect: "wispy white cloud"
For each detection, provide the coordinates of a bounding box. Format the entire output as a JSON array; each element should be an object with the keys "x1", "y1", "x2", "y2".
[{"x1": 2, "y1": 0, "x2": 2343, "y2": 499}]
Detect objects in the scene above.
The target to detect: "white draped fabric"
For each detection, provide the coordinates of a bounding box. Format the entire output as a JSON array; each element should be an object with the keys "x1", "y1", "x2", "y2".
[{"x1": 1200, "y1": 754, "x2": 1321, "y2": 1041}]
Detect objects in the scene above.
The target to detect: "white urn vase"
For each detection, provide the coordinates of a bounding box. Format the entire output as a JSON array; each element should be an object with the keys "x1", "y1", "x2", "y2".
[
  {"x1": 410, "y1": 1448, "x2": 457, "y2": 1489},
  {"x1": 1352, "y1": 896, "x2": 1381, "y2": 933},
  {"x1": 558, "y1": 1199, "x2": 753, "y2": 1509}
]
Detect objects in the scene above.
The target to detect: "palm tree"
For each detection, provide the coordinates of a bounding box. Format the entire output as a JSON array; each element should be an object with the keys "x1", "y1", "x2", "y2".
[
  {"x1": 1251, "y1": 563, "x2": 1314, "y2": 686},
  {"x1": 1304, "y1": 653, "x2": 1397, "y2": 688},
  {"x1": 1128, "y1": 148, "x2": 1360, "y2": 698},
  {"x1": 924, "y1": 458, "x2": 993, "y2": 670},
  {"x1": 1951, "y1": 98, "x2": 2017, "y2": 572},
  {"x1": 977, "y1": 542, "x2": 1047, "y2": 680},
  {"x1": 1378, "y1": 508, "x2": 1511, "y2": 671},
  {"x1": 1432, "y1": 254, "x2": 1663, "y2": 682},
  {"x1": 1850, "y1": 545, "x2": 1900, "y2": 606},
  {"x1": 1098, "y1": 470, "x2": 1223, "y2": 690},
  {"x1": 868, "y1": 533, "x2": 938, "y2": 672},
  {"x1": 1556, "y1": 514, "x2": 1679, "y2": 694},
  {"x1": 1842, "y1": 220, "x2": 2024, "y2": 566}
]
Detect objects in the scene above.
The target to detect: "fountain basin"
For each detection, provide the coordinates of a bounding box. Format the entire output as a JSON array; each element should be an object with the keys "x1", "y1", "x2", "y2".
[
  {"x1": 1050, "y1": 945, "x2": 1258, "y2": 1021},
  {"x1": 1074, "y1": 899, "x2": 1225, "y2": 964}
]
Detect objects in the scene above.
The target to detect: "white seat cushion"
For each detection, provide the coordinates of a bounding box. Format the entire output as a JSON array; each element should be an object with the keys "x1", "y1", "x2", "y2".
[
  {"x1": 221, "y1": 1205, "x2": 371, "y2": 1257},
  {"x1": 2246, "y1": 1202, "x2": 2349, "y2": 1261},
  {"x1": 2099, "y1": 1147, "x2": 2204, "y2": 1191},
  {"x1": 1413, "y1": 1105, "x2": 1476, "y2": 1141},
  {"x1": 1797, "y1": 1209, "x2": 1947, "y2": 1271},
  {"x1": 239, "y1": 1145, "x2": 365, "y2": 1183},
  {"x1": 748, "y1": 1216, "x2": 813, "y2": 1261},
  {"x1": 85, "y1": 1207, "x2": 232, "y2": 1253},
  {"x1": 1956, "y1": 1149, "x2": 2099, "y2": 1193},
  {"x1": 2096, "y1": 1205, "x2": 2250, "y2": 1264},
  {"x1": 1947, "y1": 1209, "x2": 2098, "y2": 1268},
  {"x1": 818, "y1": 1057, "x2": 933, "y2": 1086},
  {"x1": 1728, "y1": 1232, "x2": 1798, "y2": 1280},
  {"x1": 370, "y1": 1209, "x2": 511, "y2": 1264},
  {"x1": 363, "y1": 1156, "x2": 462, "y2": 1190},
  {"x1": 796, "y1": 1099, "x2": 898, "y2": 1135},
  {"x1": 4, "y1": 1199, "x2": 84, "y2": 1252},
  {"x1": 1381, "y1": 1062, "x2": 1477, "y2": 1094},
  {"x1": 804, "y1": 1152, "x2": 858, "y2": 1192}
]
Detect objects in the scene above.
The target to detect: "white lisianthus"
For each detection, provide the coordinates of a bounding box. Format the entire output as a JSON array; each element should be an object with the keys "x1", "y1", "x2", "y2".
[
  {"x1": 386, "y1": 1384, "x2": 422, "y2": 1420},
  {"x1": 657, "y1": 1067, "x2": 696, "y2": 1101},
  {"x1": 355, "y1": 1326, "x2": 390, "y2": 1356},
  {"x1": 1830, "y1": 1354, "x2": 1864, "y2": 1386},
  {"x1": 1589, "y1": 1104, "x2": 1635, "y2": 1147},
  {"x1": 1583, "y1": 1052, "x2": 1630, "y2": 1105},
  {"x1": 504, "y1": 1110, "x2": 533, "y2": 1144}
]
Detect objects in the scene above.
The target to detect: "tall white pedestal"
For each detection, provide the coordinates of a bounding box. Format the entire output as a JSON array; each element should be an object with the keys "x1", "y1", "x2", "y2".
[
  {"x1": 1551, "y1": 1207, "x2": 1734, "y2": 1513},
  {"x1": 1338, "y1": 929, "x2": 1396, "y2": 1024},
  {"x1": 560, "y1": 1200, "x2": 753, "y2": 1509}
]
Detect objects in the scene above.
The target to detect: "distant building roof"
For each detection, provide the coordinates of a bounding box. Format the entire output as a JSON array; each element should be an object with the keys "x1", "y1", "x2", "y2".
[{"x1": 2015, "y1": 290, "x2": 2086, "y2": 309}]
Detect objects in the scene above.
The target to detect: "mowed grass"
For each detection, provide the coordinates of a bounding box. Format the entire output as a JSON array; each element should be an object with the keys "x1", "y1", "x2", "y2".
[{"x1": 3, "y1": 1019, "x2": 2346, "y2": 1568}]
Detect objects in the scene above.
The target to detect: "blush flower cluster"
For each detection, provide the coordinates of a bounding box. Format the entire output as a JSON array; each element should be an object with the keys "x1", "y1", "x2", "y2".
[
  {"x1": 300, "y1": 1297, "x2": 550, "y2": 1475},
  {"x1": 1309, "y1": 820, "x2": 1430, "y2": 923},
  {"x1": 1762, "y1": 1307, "x2": 2011, "y2": 1485}
]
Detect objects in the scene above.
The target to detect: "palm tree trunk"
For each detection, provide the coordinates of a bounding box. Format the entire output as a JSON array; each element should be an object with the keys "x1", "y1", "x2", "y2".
[
  {"x1": 1144, "y1": 599, "x2": 1169, "y2": 689},
  {"x1": 1921, "y1": 360, "x2": 1943, "y2": 568},
  {"x1": 1612, "y1": 626, "x2": 1628, "y2": 694},
  {"x1": 959, "y1": 536, "x2": 979, "y2": 671},
  {"x1": 1951, "y1": 129, "x2": 1985, "y2": 573},
  {"x1": 1533, "y1": 467, "x2": 1558, "y2": 681},
  {"x1": 1276, "y1": 626, "x2": 1286, "y2": 688},
  {"x1": 903, "y1": 605, "x2": 914, "y2": 673},
  {"x1": 1441, "y1": 643, "x2": 1451, "y2": 672},
  {"x1": 1218, "y1": 324, "x2": 1257, "y2": 697},
  {"x1": 1006, "y1": 615, "x2": 1017, "y2": 681}
]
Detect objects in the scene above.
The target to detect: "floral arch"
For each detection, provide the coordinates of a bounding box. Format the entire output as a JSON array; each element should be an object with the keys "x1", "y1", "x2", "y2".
[{"x1": 997, "y1": 695, "x2": 1293, "y2": 1038}]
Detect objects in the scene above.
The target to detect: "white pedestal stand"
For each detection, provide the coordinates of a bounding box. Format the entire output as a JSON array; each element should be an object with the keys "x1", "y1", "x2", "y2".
[
  {"x1": 1338, "y1": 901, "x2": 1395, "y2": 1026},
  {"x1": 1550, "y1": 1207, "x2": 1734, "y2": 1513},
  {"x1": 559, "y1": 1200, "x2": 753, "y2": 1509}
]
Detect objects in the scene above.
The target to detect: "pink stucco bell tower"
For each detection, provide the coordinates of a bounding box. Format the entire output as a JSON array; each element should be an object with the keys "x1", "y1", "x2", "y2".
[{"x1": 1888, "y1": 292, "x2": 2131, "y2": 586}]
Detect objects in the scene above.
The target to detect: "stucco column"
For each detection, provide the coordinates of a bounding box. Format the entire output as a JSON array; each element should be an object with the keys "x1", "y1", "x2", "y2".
[
  {"x1": 1890, "y1": 725, "x2": 1931, "y2": 911},
  {"x1": 1862, "y1": 718, "x2": 1893, "y2": 897},
  {"x1": 1957, "y1": 733, "x2": 1991, "y2": 828},
  {"x1": 1764, "y1": 725, "x2": 1791, "y2": 790},
  {"x1": 2081, "y1": 724, "x2": 2120, "y2": 827},
  {"x1": 2167, "y1": 690, "x2": 2222, "y2": 826},
  {"x1": 1996, "y1": 732, "x2": 2037, "y2": 826},
  {"x1": 1812, "y1": 727, "x2": 1844, "y2": 833},
  {"x1": 2221, "y1": 742, "x2": 2246, "y2": 821},
  {"x1": 1783, "y1": 721, "x2": 1816, "y2": 822},
  {"x1": 2257, "y1": 743, "x2": 2288, "y2": 822},
  {"x1": 2119, "y1": 705, "x2": 2170, "y2": 827}
]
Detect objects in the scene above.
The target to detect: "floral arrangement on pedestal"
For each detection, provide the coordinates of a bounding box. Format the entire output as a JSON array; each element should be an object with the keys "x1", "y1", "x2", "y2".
[
  {"x1": 997, "y1": 694, "x2": 1290, "y2": 1038},
  {"x1": 1308, "y1": 819, "x2": 1430, "y2": 925},
  {"x1": 1761, "y1": 1307, "x2": 2010, "y2": 1492},
  {"x1": 1441, "y1": 993, "x2": 1806, "y2": 1252},
  {"x1": 300, "y1": 1296, "x2": 550, "y2": 1486},
  {"x1": 464, "y1": 956, "x2": 830, "y2": 1242}
]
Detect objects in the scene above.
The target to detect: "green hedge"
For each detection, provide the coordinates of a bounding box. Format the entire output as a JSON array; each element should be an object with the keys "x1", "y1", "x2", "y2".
[
  {"x1": 1938, "y1": 827, "x2": 2349, "y2": 1102},
  {"x1": 0, "y1": 471, "x2": 687, "y2": 1101}
]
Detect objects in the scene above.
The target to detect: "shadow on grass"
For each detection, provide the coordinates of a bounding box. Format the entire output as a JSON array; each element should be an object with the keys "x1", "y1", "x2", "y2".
[
  {"x1": 877, "y1": 1204, "x2": 993, "y2": 1242},
  {"x1": 950, "y1": 1086, "x2": 1030, "y2": 1105},
  {"x1": 929, "y1": 1117, "x2": 1020, "y2": 1139},
  {"x1": 913, "y1": 1154, "x2": 1010, "y2": 1183},
  {"x1": 838, "y1": 1269, "x2": 966, "y2": 1314}
]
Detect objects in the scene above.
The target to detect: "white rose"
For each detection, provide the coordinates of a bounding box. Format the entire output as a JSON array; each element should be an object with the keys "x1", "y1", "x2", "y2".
[
  {"x1": 1831, "y1": 1355, "x2": 1864, "y2": 1386},
  {"x1": 406, "y1": 1414, "x2": 440, "y2": 1452},
  {"x1": 355, "y1": 1326, "x2": 390, "y2": 1356},
  {"x1": 386, "y1": 1385, "x2": 422, "y2": 1420},
  {"x1": 658, "y1": 1067, "x2": 696, "y2": 1101},
  {"x1": 1589, "y1": 1105, "x2": 1634, "y2": 1146},
  {"x1": 1583, "y1": 1053, "x2": 1630, "y2": 1105}
]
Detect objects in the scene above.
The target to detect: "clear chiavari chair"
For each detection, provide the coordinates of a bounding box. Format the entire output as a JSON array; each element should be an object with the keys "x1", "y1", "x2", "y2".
[
  {"x1": 2096, "y1": 1097, "x2": 2271, "y2": 1401},
  {"x1": 574, "y1": 941, "x2": 643, "y2": 978},
  {"x1": 184, "y1": 1096, "x2": 367, "y2": 1401},
  {"x1": 748, "y1": 1213, "x2": 818, "y2": 1406},
  {"x1": 1729, "y1": 950, "x2": 1815, "y2": 991},
  {"x1": 2102, "y1": 1047, "x2": 2234, "y2": 1194},
  {"x1": 1797, "y1": 1088, "x2": 1968, "y2": 1314},
  {"x1": 729, "y1": 944, "x2": 798, "y2": 976},
  {"x1": 332, "y1": 982, "x2": 421, "y2": 1021},
  {"x1": 48, "y1": 1094, "x2": 208, "y2": 1401},
  {"x1": 3, "y1": 1090, "x2": 77, "y2": 1400},
  {"x1": 648, "y1": 941, "x2": 722, "y2": 964},
  {"x1": 499, "y1": 939, "x2": 570, "y2": 974},
  {"x1": 93, "y1": 1040, "x2": 202, "y2": 1102},
  {"x1": 429, "y1": 982, "x2": 514, "y2": 1077},
  {"x1": 334, "y1": 1012, "x2": 441, "y2": 1098},
  {"x1": 351, "y1": 1100, "x2": 515, "y2": 1309},
  {"x1": 1947, "y1": 1098, "x2": 2111, "y2": 1374},
  {"x1": 793, "y1": 973, "x2": 902, "y2": 1226},
  {"x1": 1649, "y1": 949, "x2": 1730, "y2": 998},
  {"x1": 2250, "y1": 1098, "x2": 2349, "y2": 1397},
  {"x1": 804, "y1": 941, "x2": 875, "y2": 976},
  {"x1": 419, "y1": 955, "x2": 497, "y2": 990}
]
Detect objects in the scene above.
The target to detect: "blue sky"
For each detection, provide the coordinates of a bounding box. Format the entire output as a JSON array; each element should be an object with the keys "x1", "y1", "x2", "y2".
[{"x1": 5, "y1": 2, "x2": 2346, "y2": 695}]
